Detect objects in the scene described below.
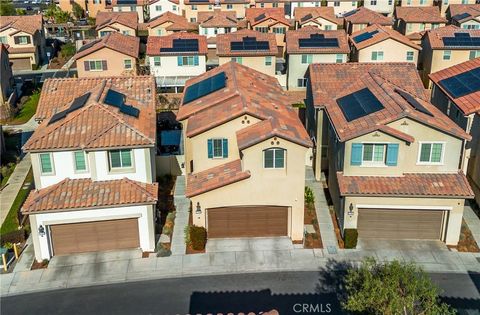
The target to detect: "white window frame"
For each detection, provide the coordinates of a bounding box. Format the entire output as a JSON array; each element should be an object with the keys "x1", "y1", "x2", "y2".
[
  {"x1": 361, "y1": 143, "x2": 387, "y2": 167},
  {"x1": 155, "y1": 5, "x2": 162, "y2": 11},
  {"x1": 73, "y1": 151, "x2": 89, "y2": 173},
  {"x1": 231, "y1": 56, "x2": 242, "y2": 64},
  {"x1": 263, "y1": 148, "x2": 286, "y2": 169},
  {"x1": 124, "y1": 59, "x2": 132, "y2": 69},
  {"x1": 0, "y1": 36, "x2": 7, "y2": 44},
  {"x1": 335, "y1": 54, "x2": 343, "y2": 63},
  {"x1": 298, "y1": 77, "x2": 308, "y2": 87},
  {"x1": 108, "y1": 149, "x2": 134, "y2": 170},
  {"x1": 371, "y1": 51, "x2": 384, "y2": 61},
  {"x1": 88, "y1": 60, "x2": 104, "y2": 71},
  {"x1": 226, "y1": 4, "x2": 233, "y2": 9},
  {"x1": 16, "y1": 36, "x2": 29, "y2": 45},
  {"x1": 39, "y1": 153, "x2": 55, "y2": 175},
  {"x1": 265, "y1": 56, "x2": 272, "y2": 66},
  {"x1": 301, "y1": 54, "x2": 313, "y2": 64},
  {"x1": 212, "y1": 138, "x2": 224, "y2": 159},
  {"x1": 443, "y1": 50, "x2": 451, "y2": 60},
  {"x1": 406, "y1": 51, "x2": 414, "y2": 61},
  {"x1": 153, "y1": 56, "x2": 161, "y2": 66},
  {"x1": 417, "y1": 141, "x2": 445, "y2": 165}
]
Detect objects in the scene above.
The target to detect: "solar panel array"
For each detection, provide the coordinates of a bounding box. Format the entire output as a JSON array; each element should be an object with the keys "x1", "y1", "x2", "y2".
[
  {"x1": 183, "y1": 71, "x2": 226, "y2": 104},
  {"x1": 160, "y1": 39, "x2": 199, "y2": 52},
  {"x1": 452, "y1": 12, "x2": 471, "y2": 21},
  {"x1": 120, "y1": 104, "x2": 140, "y2": 118},
  {"x1": 394, "y1": 89, "x2": 433, "y2": 117},
  {"x1": 189, "y1": 0, "x2": 209, "y2": 2},
  {"x1": 353, "y1": 30, "x2": 379, "y2": 43},
  {"x1": 230, "y1": 36, "x2": 270, "y2": 51},
  {"x1": 103, "y1": 89, "x2": 141, "y2": 118},
  {"x1": 300, "y1": 13, "x2": 313, "y2": 22},
  {"x1": 438, "y1": 67, "x2": 480, "y2": 98},
  {"x1": 299, "y1": 34, "x2": 339, "y2": 48},
  {"x1": 342, "y1": 9, "x2": 358, "y2": 17},
  {"x1": 116, "y1": 0, "x2": 137, "y2": 4},
  {"x1": 77, "y1": 39, "x2": 101, "y2": 53},
  {"x1": 48, "y1": 92, "x2": 92, "y2": 125},
  {"x1": 442, "y1": 32, "x2": 480, "y2": 47},
  {"x1": 254, "y1": 13, "x2": 266, "y2": 22},
  {"x1": 337, "y1": 88, "x2": 384, "y2": 122}
]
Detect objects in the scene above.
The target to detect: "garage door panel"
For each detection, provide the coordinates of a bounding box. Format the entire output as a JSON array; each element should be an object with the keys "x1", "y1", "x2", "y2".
[{"x1": 358, "y1": 209, "x2": 443, "y2": 240}]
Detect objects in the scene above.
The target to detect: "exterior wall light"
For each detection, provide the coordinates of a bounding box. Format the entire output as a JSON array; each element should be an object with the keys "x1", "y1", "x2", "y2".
[
  {"x1": 348, "y1": 203, "x2": 354, "y2": 217},
  {"x1": 38, "y1": 225, "x2": 46, "y2": 237},
  {"x1": 196, "y1": 202, "x2": 202, "y2": 215}
]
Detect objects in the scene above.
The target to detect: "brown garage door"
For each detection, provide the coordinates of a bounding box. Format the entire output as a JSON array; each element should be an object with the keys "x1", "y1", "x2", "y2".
[
  {"x1": 50, "y1": 219, "x2": 140, "y2": 255},
  {"x1": 11, "y1": 58, "x2": 31, "y2": 70},
  {"x1": 357, "y1": 209, "x2": 444, "y2": 240},
  {"x1": 208, "y1": 206, "x2": 288, "y2": 238}
]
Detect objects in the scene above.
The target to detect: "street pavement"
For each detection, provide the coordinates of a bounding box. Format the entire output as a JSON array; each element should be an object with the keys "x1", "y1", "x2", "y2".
[{"x1": 1, "y1": 271, "x2": 479, "y2": 315}]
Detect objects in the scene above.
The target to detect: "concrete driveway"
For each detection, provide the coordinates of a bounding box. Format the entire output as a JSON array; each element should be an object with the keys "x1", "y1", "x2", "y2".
[
  {"x1": 206, "y1": 237, "x2": 295, "y2": 253},
  {"x1": 357, "y1": 239, "x2": 448, "y2": 252}
]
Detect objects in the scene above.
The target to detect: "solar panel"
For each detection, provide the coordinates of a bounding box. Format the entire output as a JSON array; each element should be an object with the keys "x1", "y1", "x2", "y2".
[
  {"x1": 442, "y1": 32, "x2": 480, "y2": 47},
  {"x1": 183, "y1": 71, "x2": 226, "y2": 104},
  {"x1": 230, "y1": 36, "x2": 270, "y2": 51},
  {"x1": 342, "y1": 9, "x2": 358, "y2": 17},
  {"x1": 104, "y1": 89, "x2": 125, "y2": 108},
  {"x1": 453, "y1": 12, "x2": 471, "y2": 21},
  {"x1": 161, "y1": 39, "x2": 199, "y2": 52},
  {"x1": 67, "y1": 92, "x2": 91, "y2": 114},
  {"x1": 353, "y1": 30, "x2": 379, "y2": 43},
  {"x1": 48, "y1": 110, "x2": 68, "y2": 125},
  {"x1": 254, "y1": 13, "x2": 266, "y2": 22},
  {"x1": 337, "y1": 88, "x2": 384, "y2": 122},
  {"x1": 116, "y1": 0, "x2": 137, "y2": 4},
  {"x1": 189, "y1": 0, "x2": 209, "y2": 2},
  {"x1": 77, "y1": 39, "x2": 101, "y2": 53},
  {"x1": 299, "y1": 33, "x2": 339, "y2": 48},
  {"x1": 300, "y1": 13, "x2": 313, "y2": 22},
  {"x1": 438, "y1": 67, "x2": 480, "y2": 98},
  {"x1": 120, "y1": 104, "x2": 140, "y2": 118},
  {"x1": 394, "y1": 89, "x2": 433, "y2": 117}
]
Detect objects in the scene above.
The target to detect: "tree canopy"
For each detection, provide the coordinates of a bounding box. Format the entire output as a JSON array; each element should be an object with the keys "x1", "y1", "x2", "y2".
[{"x1": 0, "y1": 1, "x2": 16, "y2": 16}]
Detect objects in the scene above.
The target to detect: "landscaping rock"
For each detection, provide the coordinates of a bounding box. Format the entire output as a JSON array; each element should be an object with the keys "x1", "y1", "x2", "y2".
[
  {"x1": 304, "y1": 224, "x2": 315, "y2": 234},
  {"x1": 159, "y1": 234, "x2": 170, "y2": 244}
]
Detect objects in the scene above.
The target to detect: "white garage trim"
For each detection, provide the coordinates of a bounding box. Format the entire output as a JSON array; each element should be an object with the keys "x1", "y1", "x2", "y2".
[
  {"x1": 42, "y1": 213, "x2": 142, "y2": 225},
  {"x1": 355, "y1": 204, "x2": 453, "y2": 211}
]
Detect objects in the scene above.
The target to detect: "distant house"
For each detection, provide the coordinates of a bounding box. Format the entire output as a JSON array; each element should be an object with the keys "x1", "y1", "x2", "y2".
[
  {"x1": 363, "y1": 0, "x2": 395, "y2": 16},
  {"x1": 0, "y1": 44, "x2": 14, "y2": 121},
  {"x1": 325, "y1": 0, "x2": 358, "y2": 17},
  {"x1": 146, "y1": 33, "x2": 208, "y2": 92},
  {"x1": 289, "y1": 1, "x2": 323, "y2": 19},
  {"x1": 398, "y1": 0, "x2": 435, "y2": 7},
  {"x1": 95, "y1": 12, "x2": 139, "y2": 37},
  {"x1": 286, "y1": 27, "x2": 349, "y2": 90},
  {"x1": 198, "y1": 10, "x2": 239, "y2": 38},
  {"x1": 439, "y1": 0, "x2": 479, "y2": 17},
  {"x1": 447, "y1": 4, "x2": 480, "y2": 29},
  {"x1": 111, "y1": 0, "x2": 148, "y2": 23},
  {"x1": 147, "y1": 12, "x2": 197, "y2": 36},
  {"x1": 294, "y1": 7, "x2": 339, "y2": 31},
  {"x1": 184, "y1": 0, "x2": 249, "y2": 23},
  {"x1": 148, "y1": 0, "x2": 181, "y2": 20},
  {"x1": 349, "y1": 24, "x2": 421, "y2": 65},
  {"x1": 57, "y1": 0, "x2": 107, "y2": 18},
  {"x1": 252, "y1": 0, "x2": 287, "y2": 10},
  {"x1": 73, "y1": 32, "x2": 140, "y2": 78},
  {"x1": 394, "y1": 6, "x2": 447, "y2": 44},
  {"x1": 343, "y1": 7, "x2": 394, "y2": 35},
  {"x1": 0, "y1": 15, "x2": 46, "y2": 70}
]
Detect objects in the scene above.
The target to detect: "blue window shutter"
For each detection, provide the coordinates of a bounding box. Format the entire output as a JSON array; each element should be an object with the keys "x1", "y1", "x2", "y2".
[
  {"x1": 386, "y1": 143, "x2": 399, "y2": 166},
  {"x1": 194, "y1": 55, "x2": 199, "y2": 66},
  {"x1": 177, "y1": 56, "x2": 183, "y2": 66},
  {"x1": 222, "y1": 139, "x2": 228, "y2": 158},
  {"x1": 351, "y1": 143, "x2": 362, "y2": 166},
  {"x1": 207, "y1": 139, "x2": 213, "y2": 158}
]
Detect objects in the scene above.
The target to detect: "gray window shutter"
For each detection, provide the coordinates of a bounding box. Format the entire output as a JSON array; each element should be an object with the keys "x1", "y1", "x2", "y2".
[
  {"x1": 222, "y1": 139, "x2": 228, "y2": 158},
  {"x1": 14, "y1": 37, "x2": 19, "y2": 44},
  {"x1": 102, "y1": 60, "x2": 108, "y2": 70},
  {"x1": 207, "y1": 139, "x2": 213, "y2": 158},
  {"x1": 84, "y1": 61, "x2": 90, "y2": 71},
  {"x1": 26, "y1": 36, "x2": 31, "y2": 44}
]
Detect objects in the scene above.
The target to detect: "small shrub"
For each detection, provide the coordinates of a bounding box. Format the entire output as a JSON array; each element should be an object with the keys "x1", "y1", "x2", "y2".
[
  {"x1": 344, "y1": 229, "x2": 358, "y2": 249},
  {"x1": 0, "y1": 229, "x2": 26, "y2": 246},
  {"x1": 311, "y1": 218, "x2": 318, "y2": 226},
  {"x1": 305, "y1": 186, "x2": 315, "y2": 204},
  {"x1": 162, "y1": 220, "x2": 174, "y2": 236},
  {"x1": 185, "y1": 225, "x2": 207, "y2": 250},
  {"x1": 3, "y1": 242, "x2": 14, "y2": 249},
  {"x1": 166, "y1": 211, "x2": 176, "y2": 222},
  {"x1": 156, "y1": 247, "x2": 171, "y2": 257}
]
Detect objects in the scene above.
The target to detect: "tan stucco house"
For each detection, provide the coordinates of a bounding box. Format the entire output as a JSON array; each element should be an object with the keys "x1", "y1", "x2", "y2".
[
  {"x1": 95, "y1": 11, "x2": 139, "y2": 37},
  {"x1": 429, "y1": 57, "x2": 480, "y2": 206},
  {"x1": 184, "y1": 0, "x2": 249, "y2": 23},
  {"x1": 57, "y1": 0, "x2": 107, "y2": 18},
  {"x1": 349, "y1": 24, "x2": 421, "y2": 65},
  {"x1": 305, "y1": 62, "x2": 473, "y2": 246},
  {"x1": 343, "y1": 7, "x2": 394, "y2": 35},
  {"x1": 177, "y1": 61, "x2": 312, "y2": 241},
  {"x1": 294, "y1": 7, "x2": 339, "y2": 31},
  {"x1": 395, "y1": 6, "x2": 447, "y2": 44},
  {"x1": 447, "y1": 4, "x2": 480, "y2": 30},
  {"x1": 198, "y1": 10, "x2": 239, "y2": 38},
  {"x1": 147, "y1": 11, "x2": 197, "y2": 36},
  {"x1": 111, "y1": 0, "x2": 148, "y2": 23},
  {"x1": 439, "y1": 0, "x2": 479, "y2": 17},
  {"x1": 0, "y1": 15, "x2": 46, "y2": 70},
  {"x1": 399, "y1": 0, "x2": 435, "y2": 7},
  {"x1": 73, "y1": 32, "x2": 140, "y2": 78},
  {"x1": 326, "y1": 0, "x2": 358, "y2": 17}
]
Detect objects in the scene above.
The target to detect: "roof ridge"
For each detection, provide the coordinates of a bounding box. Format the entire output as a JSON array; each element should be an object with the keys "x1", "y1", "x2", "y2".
[
  {"x1": 24, "y1": 178, "x2": 71, "y2": 209},
  {"x1": 122, "y1": 177, "x2": 157, "y2": 200}
]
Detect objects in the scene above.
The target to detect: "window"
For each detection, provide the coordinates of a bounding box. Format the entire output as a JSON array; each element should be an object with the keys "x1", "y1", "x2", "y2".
[
  {"x1": 191, "y1": 5, "x2": 197, "y2": 10},
  {"x1": 443, "y1": 50, "x2": 451, "y2": 60},
  {"x1": 39, "y1": 153, "x2": 54, "y2": 175},
  {"x1": 407, "y1": 23, "x2": 412, "y2": 32},
  {"x1": 255, "y1": 27, "x2": 268, "y2": 33},
  {"x1": 124, "y1": 59, "x2": 132, "y2": 69},
  {"x1": 418, "y1": 142, "x2": 444, "y2": 164},
  {"x1": 420, "y1": 0, "x2": 426, "y2": 4},
  {"x1": 272, "y1": 27, "x2": 286, "y2": 34},
  {"x1": 325, "y1": 25, "x2": 332, "y2": 30},
  {"x1": 334, "y1": 1, "x2": 340, "y2": 6},
  {"x1": 371, "y1": 51, "x2": 384, "y2": 61},
  {"x1": 419, "y1": 23, "x2": 425, "y2": 31},
  {"x1": 352, "y1": 1, "x2": 356, "y2": 6},
  {"x1": 190, "y1": 18, "x2": 197, "y2": 22},
  {"x1": 122, "y1": 30, "x2": 130, "y2": 35},
  {"x1": 297, "y1": 78, "x2": 308, "y2": 87},
  {"x1": 88, "y1": 60, "x2": 104, "y2": 71},
  {"x1": 462, "y1": 0, "x2": 468, "y2": 3},
  {"x1": 99, "y1": 31, "x2": 111, "y2": 37},
  {"x1": 407, "y1": 0, "x2": 411, "y2": 4},
  {"x1": 406, "y1": 51, "x2": 414, "y2": 61},
  {"x1": 463, "y1": 24, "x2": 480, "y2": 30},
  {"x1": 130, "y1": 5, "x2": 135, "y2": 11},
  {"x1": 213, "y1": 139, "x2": 223, "y2": 158},
  {"x1": 315, "y1": 2, "x2": 320, "y2": 7},
  {"x1": 73, "y1": 151, "x2": 88, "y2": 172},
  {"x1": 273, "y1": 2, "x2": 279, "y2": 7},
  {"x1": 388, "y1": 0, "x2": 392, "y2": 4},
  {"x1": 301, "y1": 54, "x2": 313, "y2": 64},
  {"x1": 227, "y1": 4, "x2": 233, "y2": 9},
  {"x1": 260, "y1": 3, "x2": 265, "y2": 7},
  {"x1": 265, "y1": 56, "x2": 272, "y2": 66},
  {"x1": 370, "y1": 0, "x2": 377, "y2": 5},
  {"x1": 362, "y1": 144, "x2": 385, "y2": 164},
  {"x1": 0, "y1": 36, "x2": 6, "y2": 44},
  {"x1": 155, "y1": 5, "x2": 162, "y2": 11},
  {"x1": 336, "y1": 54, "x2": 343, "y2": 63},
  {"x1": 157, "y1": 29, "x2": 163, "y2": 35},
  {"x1": 351, "y1": 143, "x2": 398, "y2": 166},
  {"x1": 207, "y1": 138, "x2": 228, "y2": 158},
  {"x1": 443, "y1": 0, "x2": 448, "y2": 4},
  {"x1": 14, "y1": 36, "x2": 29, "y2": 45},
  {"x1": 432, "y1": 23, "x2": 439, "y2": 29},
  {"x1": 109, "y1": 149, "x2": 133, "y2": 169},
  {"x1": 469, "y1": 50, "x2": 480, "y2": 59},
  {"x1": 231, "y1": 57, "x2": 242, "y2": 64},
  {"x1": 178, "y1": 55, "x2": 199, "y2": 66},
  {"x1": 264, "y1": 148, "x2": 285, "y2": 168},
  {"x1": 173, "y1": 5, "x2": 177, "y2": 10},
  {"x1": 153, "y1": 56, "x2": 161, "y2": 66},
  {"x1": 93, "y1": 0, "x2": 100, "y2": 3}
]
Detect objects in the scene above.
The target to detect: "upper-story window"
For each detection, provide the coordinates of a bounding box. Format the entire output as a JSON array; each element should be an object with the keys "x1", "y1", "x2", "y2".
[
  {"x1": 153, "y1": 56, "x2": 161, "y2": 66},
  {"x1": 207, "y1": 138, "x2": 228, "y2": 158},
  {"x1": 109, "y1": 149, "x2": 133, "y2": 170},
  {"x1": 99, "y1": 31, "x2": 112, "y2": 37},
  {"x1": 388, "y1": 0, "x2": 392, "y2": 4},
  {"x1": 177, "y1": 55, "x2": 199, "y2": 66},
  {"x1": 255, "y1": 27, "x2": 268, "y2": 33},
  {"x1": 264, "y1": 148, "x2": 285, "y2": 169},
  {"x1": 370, "y1": 0, "x2": 377, "y2": 5},
  {"x1": 273, "y1": 2, "x2": 279, "y2": 7},
  {"x1": 93, "y1": 0, "x2": 101, "y2": 4},
  {"x1": 462, "y1": 0, "x2": 468, "y2": 4},
  {"x1": 336, "y1": 54, "x2": 344, "y2": 63},
  {"x1": 418, "y1": 142, "x2": 444, "y2": 164},
  {"x1": 124, "y1": 59, "x2": 132, "y2": 69},
  {"x1": 14, "y1": 36, "x2": 30, "y2": 45},
  {"x1": 173, "y1": 5, "x2": 177, "y2": 10},
  {"x1": 469, "y1": 50, "x2": 480, "y2": 59},
  {"x1": 407, "y1": 0, "x2": 412, "y2": 4},
  {"x1": 351, "y1": 143, "x2": 399, "y2": 166},
  {"x1": 73, "y1": 151, "x2": 88, "y2": 173},
  {"x1": 155, "y1": 5, "x2": 162, "y2": 11},
  {"x1": 325, "y1": 25, "x2": 332, "y2": 30},
  {"x1": 301, "y1": 54, "x2": 313, "y2": 64},
  {"x1": 406, "y1": 51, "x2": 414, "y2": 61},
  {"x1": 362, "y1": 144, "x2": 385, "y2": 165},
  {"x1": 443, "y1": 0, "x2": 448, "y2": 4},
  {"x1": 191, "y1": 5, "x2": 197, "y2": 10},
  {"x1": 231, "y1": 56, "x2": 243, "y2": 64},
  {"x1": 0, "y1": 36, "x2": 7, "y2": 44},
  {"x1": 272, "y1": 27, "x2": 286, "y2": 34},
  {"x1": 420, "y1": 0, "x2": 426, "y2": 4},
  {"x1": 371, "y1": 51, "x2": 384, "y2": 61},
  {"x1": 333, "y1": 1, "x2": 340, "y2": 6},
  {"x1": 265, "y1": 56, "x2": 272, "y2": 66},
  {"x1": 226, "y1": 4, "x2": 233, "y2": 9},
  {"x1": 85, "y1": 60, "x2": 106, "y2": 71},
  {"x1": 260, "y1": 3, "x2": 265, "y2": 7},
  {"x1": 432, "y1": 23, "x2": 439, "y2": 29},
  {"x1": 443, "y1": 50, "x2": 451, "y2": 60},
  {"x1": 39, "y1": 153, "x2": 54, "y2": 175},
  {"x1": 122, "y1": 30, "x2": 130, "y2": 35}
]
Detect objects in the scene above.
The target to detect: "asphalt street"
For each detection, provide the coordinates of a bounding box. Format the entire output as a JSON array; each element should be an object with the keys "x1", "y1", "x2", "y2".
[{"x1": 1, "y1": 271, "x2": 479, "y2": 315}]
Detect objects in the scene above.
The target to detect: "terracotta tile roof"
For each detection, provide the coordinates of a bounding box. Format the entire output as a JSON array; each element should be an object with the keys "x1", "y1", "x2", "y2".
[
  {"x1": 429, "y1": 57, "x2": 480, "y2": 115},
  {"x1": 343, "y1": 7, "x2": 394, "y2": 26},
  {"x1": 425, "y1": 25, "x2": 480, "y2": 49},
  {"x1": 449, "y1": 4, "x2": 480, "y2": 23},
  {"x1": 294, "y1": 7, "x2": 339, "y2": 25},
  {"x1": 179, "y1": 62, "x2": 312, "y2": 150},
  {"x1": 0, "y1": 15, "x2": 43, "y2": 35},
  {"x1": 22, "y1": 178, "x2": 158, "y2": 214},
  {"x1": 25, "y1": 76, "x2": 156, "y2": 151},
  {"x1": 246, "y1": 8, "x2": 292, "y2": 27},
  {"x1": 186, "y1": 159, "x2": 250, "y2": 197},
  {"x1": 308, "y1": 63, "x2": 471, "y2": 142},
  {"x1": 349, "y1": 24, "x2": 421, "y2": 50},
  {"x1": 184, "y1": 0, "x2": 248, "y2": 4},
  {"x1": 216, "y1": 29, "x2": 277, "y2": 56},
  {"x1": 147, "y1": 12, "x2": 197, "y2": 31},
  {"x1": 198, "y1": 10, "x2": 238, "y2": 28},
  {"x1": 6, "y1": 46, "x2": 36, "y2": 54},
  {"x1": 146, "y1": 33, "x2": 207, "y2": 56},
  {"x1": 287, "y1": 27, "x2": 350, "y2": 54},
  {"x1": 337, "y1": 172, "x2": 474, "y2": 198},
  {"x1": 407, "y1": 30, "x2": 425, "y2": 41},
  {"x1": 96, "y1": 12, "x2": 139, "y2": 31},
  {"x1": 73, "y1": 32, "x2": 139, "y2": 60},
  {"x1": 395, "y1": 6, "x2": 447, "y2": 23},
  {"x1": 149, "y1": 0, "x2": 179, "y2": 4}
]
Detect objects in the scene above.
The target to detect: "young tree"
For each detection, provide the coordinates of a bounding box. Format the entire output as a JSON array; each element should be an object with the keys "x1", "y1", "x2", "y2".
[
  {"x1": 71, "y1": 2, "x2": 84, "y2": 19},
  {"x1": 0, "y1": 1, "x2": 15, "y2": 16},
  {"x1": 343, "y1": 257, "x2": 456, "y2": 315}
]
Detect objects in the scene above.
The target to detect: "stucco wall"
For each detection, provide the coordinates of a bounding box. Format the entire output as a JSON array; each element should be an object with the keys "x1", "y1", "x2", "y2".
[
  {"x1": 148, "y1": 55, "x2": 206, "y2": 77},
  {"x1": 149, "y1": 0, "x2": 181, "y2": 20},
  {"x1": 219, "y1": 56, "x2": 276, "y2": 76},
  {"x1": 357, "y1": 38, "x2": 419, "y2": 65},
  {"x1": 399, "y1": 0, "x2": 434, "y2": 6},
  {"x1": 421, "y1": 48, "x2": 474, "y2": 86},
  {"x1": 76, "y1": 47, "x2": 137, "y2": 78},
  {"x1": 326, "y1": 1, "x2": 357, "y2": 16},
  {"x1": 301, "y1": 18, "x2": 338, "y2": 30},
  {"x1": 97, "y1": 23, "x2": 136, "y2": 37},
  {"x1": 185, "y1": 3, "x2": 246, "y2": 22},
  {"x1": 364, "y1": 2, "x2": 395, "y2": 15},
  {"x1": 440, "y1": 0, "x2": 478, "y2": 16},
  {"x1": 112, "y1": 5, "x2": 145, "y2": 22},
  {"x1": 58, "y1": 0, "x2": 106, "y2": 17}
]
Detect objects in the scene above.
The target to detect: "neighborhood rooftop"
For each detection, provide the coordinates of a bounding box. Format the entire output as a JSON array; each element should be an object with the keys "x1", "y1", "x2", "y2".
[
  {"x1": 343, "y1": 7, "x2": 394, "y2": 25},
  {"x1": 147, "y1": 12, "x2": 197, "y2": 31},
  {"x1": 395, "y1": 6, "x2": 447, "y2": 23},
  {"x1": 216, "y1": 29, "x2": 277, "y2": 56},
  {"x1": 349, "y1": 24, "x2": 421, "y2": 50},
  {"x1": 96, "y1": 11, "x2": 139, "y2": 30},
  {"x1": 0, "y1": 15, "x2": 43, "y2": 35},
  {"x1": 286, "y1": 27, "x2": 350, "y2": 54},
  {"x1": 449, "y1": 4, "x2": 480, "y2": 23},
  {"x1": 146, "y1": 32, "x2": 208, "y2": 55},
  {"x1": 73, "y1": 32, "x2": 140, "y2": 60},
  {"x1": 425, "y1": 25, "x2": 480, "y2": 49},
  {"x1": 294, "y1": 7, "x2": 338, "y2": 26}
]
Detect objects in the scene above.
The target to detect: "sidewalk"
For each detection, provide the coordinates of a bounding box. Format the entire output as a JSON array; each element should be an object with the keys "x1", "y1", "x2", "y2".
[{"x1": 464, "y1": 203, "x2": 480, "y2": 247}]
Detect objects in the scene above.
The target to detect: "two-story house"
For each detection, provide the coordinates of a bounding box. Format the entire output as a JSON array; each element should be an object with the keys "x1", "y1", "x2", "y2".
[
  {"x1": 399, "y1": 0, "x2": 435, "y2": 7},
  {"x1": 439, "y1": 0, "x2": 479, "y2": 17},
  {"x1": 0, "y1": 44, "x2": 14, "y2": 121},
  {"x1": 420, "y1": 25, "x2": 480, "y2": 86},
  {"x1": 198, "y1": 10, "x2": 239, "y2": 38},
  {"x1": 96, "y1": 11, "x2": 139, "y2": 37},
  {"x1": 22, "y1": 76, "x2": 158, "y2": 262},
  {"x1": 147, "y1": 12, "x2": 197, "y2": 36},
  {"x1": 253, "y1": 0, "x2": 287, "y2": 10},
  {"x1": 286, "y1": 27, "x2": 349, "y2": 90},
  {"x1": 429, "y1": 57, "x2": 480, "y2": 205},
  {"x1": 216, "y1": 29, "x2": 278, "y2": 76},
  {"x1": 147, "y1": 33, "x2": 208, "y2": 92},
  {"x1": 57, "y1": 0, "x2": 107, "y2": 18},
  {"x1": 448, "y1": 4, "x2": 480, "y2": 29},
  {"x1": 148, "y1": 0, "x2": 181, "y2": 20},
  {"x1": 0, "y1": 15, "x2": 46, "y2": 70},
  {"x1": 73, "y1": 32, "x2": 140, "y2": 78},
  {"x1": 184, "y1": 0, "x2": 249, "y2": 23},
  {"x1": 343, "y1": 7, "x2": 394, "y2": 35},
  {"x1": 326, "y1": 0, "x2": 359, "y2": 17},
  {"x1": 363, "y1": 0, "x2": 396, "y2": 16},
  {"x1": 305, "y1": 62, "x2": 473, "y2": 245},
  {"x1": 395, "y1": 6, "x2": 447, "y2": 44},
  {"x1": 349, "y1": 24, "x2": 422, "y2": 65},
  {"x1": 178, "y1": 61, "x2": 312, "y2": 241},
  {"x1": 293, "y1": 7, "x2": 339, "y2": 30},
  {"x1": 111, "y1": 0, "x2": 148, "y2": 23}
]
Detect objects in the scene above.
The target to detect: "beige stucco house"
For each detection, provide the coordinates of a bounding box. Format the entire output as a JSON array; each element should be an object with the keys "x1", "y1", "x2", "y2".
[
  {"x1": 343, "y1": 7, "x2": 394, "y2": 35},
  {"x1": 399, "y1": 0, "x2": 435, "y2": 7},
  {"x1": 305, "y1": 62, "x2": 473, "y2": 246},
  {"x1": 147, "y1": 11, "x2": 197, "y2": 36},
  {"x1": 57, "y1": 0, "x2": 107, "y2": 18},
  {"x1": 177, "y1": 61, "x2": 312, "y2": 241},
  {"x1": 349, "y1": 24, "x2": 421, "y2": 65},
  {"x1": 111, "y1": 0, "x2": 148, "y2": 22},
  {"x1": 294, "y1": 7, "x2": 339, "y2": 31},
  {"x1": 395, "y1": 6, "x2": 447, "y2": 44},
  {"x1": 95, "y1": 11, "x2": 139, "y2": 37},
  {"x1": 326, "y1": 0, "x2": 358, "y2": 17},
  {"x1": 253, "y1": 0, "x2": 287, "y2": 10},
  {"x1": 440, "y1": 0, "x2": 479, "y2": 17},
  {"x1": 73, "y1": 32, "x2": 140, "y2": 78},
  {"x1": 447, "y1": 4, "x2": 480, "y2": 30},
  {"x1": 184, "y1": 0, "x2": 249, "y2": 23},
  {"x1": 0, "y1": 15, "x2": 46, "y2": 70}
]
